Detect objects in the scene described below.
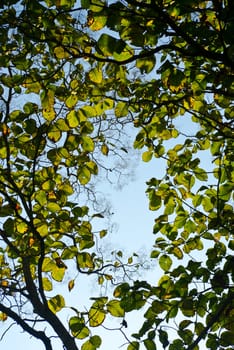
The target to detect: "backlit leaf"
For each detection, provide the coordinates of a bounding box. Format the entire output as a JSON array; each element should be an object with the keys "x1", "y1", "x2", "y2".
[
  {"x1": 127, "y1": 342, "x2": 139, "y2": 350},
  {"x1": 143, "y1": 339, "x2": 156, "y2": 350},
  {"x1": 69, "y1": 316, "x2": 90, "y2": 339},
  {"x1": 48, "y1": 294, "x2": 65, "y2": 313},
  {"x1": 67, "y1": 110, "x2": 79, "y2": 127},
  {"x1": 88, "y1": 67, "x2": 103, "y2": 83},
  {"x1": 115, "y1": 101, "x2": 128, "y2": 118},
  {"x1": 136, "y1": 55, "x2": 156, "y2": 74},
  {"x1": 142, "y1": 151, "x2": 153, "y2": 162},
  {"x1": 66, "y1": 95, "x2": 78, "y2": 108},
  {"x1": 81, "y1": 136, "x2": 95, "y2": 152},
  {"x1": 43, "y1": 277, "x2": 53, "y2": 291},
  {"x1": 89, "y1": 301, "x2": 106, "y2": 327},
  {"x1": 159, "y1": 255, "x2": 172, "y2": 272},
  {"x1": 54, "y1": 46, "x2": 70, "y2": 59},
  {"x1": 106, "y1": 300, "x2": 124, "y2": 317}
]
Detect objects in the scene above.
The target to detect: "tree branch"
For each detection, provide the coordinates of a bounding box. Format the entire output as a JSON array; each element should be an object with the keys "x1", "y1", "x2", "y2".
[
  {"x1": 186, "y1": 290, "x2": 234, "y2": 350},
  {"x1": 0, "y1": 303, "x2": 53, "y2": 350},
  {"x1": 125, "y1": 0, "x2": 234, "y2": 69},
  {"x1": 21, "y1": 257, "x2": 79, "y2": 350}
]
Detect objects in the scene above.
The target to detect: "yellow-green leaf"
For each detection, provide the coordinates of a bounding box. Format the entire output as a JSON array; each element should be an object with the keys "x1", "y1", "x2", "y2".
[
  {"x1": 42, "y1": 277, "x2": 53, "y2": 291},
  {"x1": 78, "y1": 166, "x2": 91, "y2": 185},
  {"x1": 54, "y1": 46, "x2": 70, "y2": 59},
  {"x1": 66, "y1": 95, "x2": 78, "y2": 109},
  {"x1": 67, "y1": 110, "x2": 79, "y2": 128},
  {"x1": 36, "y1": 223, "x2": 48, "y2": 237},
  {"x1": 48, "y1": 294, "x2": 65, "y2": 313},
  {"x1": 142, "y1": 151, "x2": 153, "y2": 162},
  {"x1": 115, "y1": 101, "x2": 128, "y2": 118},
  {"x1": 159, "y1": 254, "x2": 172, "y2": 272},
  {"x1": 106, "y1": 300, "x2": 125, "y2": 317},
  {"x1": 81, "y1": 136, "x2": 95, "y2": 152},
  {"x1": 88, "y1": 67, "x2": 103, "y2": 83},
  {"x1": 89, "y1": 303, "x2": 106, "y2": 327},
  {"x1": 51, "y1": 266, "x2": 66, "y2": 282},
  {"x1": 47, "y1": 202, "x2": 60, "y2": 212},
  {"x1": 41, "y1": 90, "x2": 56, "y2": 121},
  {"x1": 77, "y1": 252, "x2": 94, "y2": 269},
  {"x1": 69, "y1": 316, "x2": 90, "y2": 339}
]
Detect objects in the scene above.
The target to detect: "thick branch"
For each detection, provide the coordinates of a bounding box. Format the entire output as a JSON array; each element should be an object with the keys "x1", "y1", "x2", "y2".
[
  {"x1": 22, "y1": 257, "x2": 78, "y2": 350},
  {"x1": 0, "y1": 303, "x2": 53, "y2": 350}
]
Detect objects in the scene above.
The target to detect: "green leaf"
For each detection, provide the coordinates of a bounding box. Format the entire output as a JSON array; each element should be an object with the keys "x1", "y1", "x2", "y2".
[
  {"x1": 36, "y1": 222, "x2": 48, "y2": 237},
  {"x1": 194, "y1": 168, "x2": 208, "y2": 181},
  {"x1": 136, "y1": 55, "x2": 156, "y2": 74},
  {"x1": 150, "y1": 250, "x2": 160, "y2": 258},
  {"x1": 90, "y1": 335, "x2": 102, "y2": 348},
  {"x1": 89, "y1": 300, "x2": 106, "y2": 327},
  {"x1": 169, "y1": 339, "x2": 184, "y2": 350},
  {"x1": 158, "y1": 329, "x2": 169, "y2": 348},
  {"x1": 59, "y1": 181, "x2": 74, "y2": 195},
  {"x1": 14, "y1": 57, "x2": 33, "y2": 70},
  {"x1": 78, "y1": 106, "x2": 97, "y2": 118},
  {"x1": 228, "y1": 240, "x2": 234, "y2": 250},
  {"x1": 179, "y1": 320, "x2": 192, "y2": 330},
  {"x1": 174, "y1": 212, "x2": 189, "y2": 229},
  {"x1": 77, "y1": 252, "x2": 94, "y2": 269},
  {"x1": 106, "y1": 300, "x2": 125, "y2": 317},
  {"x1": 42, "y1": 277, "x2": 53, "y2": 291},
  {"x1": 10, "y1": 110, "x2": 25, "y2": 121},
  {"x1": 81, "y1": 336, "x2": 101, "y2": 350},
  {"x1": 142, "y1": 151, "x2": 153, "y2": 162},
  {"x1": 167, "y1": 69, "x2": 186, "y2": 92},
  {"x1": 48, "y1": 294, "x2": 65, "y2": 313},
  {"x1": 97, "y1": 33, "x2": 117, "y2": 57},
  {"x1": 180, "y1": 299, "x2": 195, "y2": 317},
  {"x1": 88, "y1": 68, "x2": 103, "y2": 83},
  {"x1": 97, "y1": 34, "x2": 133, "y2": 60},
  {"x1": 81, "y1": 136, "x2": 95, "y2": 152},
  {"x1": 148, "y1": 191, "x2": 161, "y2": 211},
  {"x1": 34, "y1": 190, "x2": 47, "y2": 206},
  {"x1": 67, "y1": 110, "x2": 79, "y2": 127},
  {"x1": 41, "y1": 90, "x2": 56, "y2": 121},
  {"x1": 47, "y1": 202, "x2": 61, "y2": 213},
  {"x1": 78, "y1": 166, "x2": 91, "y2": 185},
  {"x1": 69, "y1": 316, "x2": 90, "y2": 339},
  {"x1": 87, "y1": 0, "x2": 105, "y2": 12},
  {"x1": 66, "y1": 95, "x2": 78, "y2": 108},
  {"x1": 220, "y1": 331, "x2": 234, "y2": 346},
  {"x1": 99, "y1": 229, "x2": 107, "y2": 238},
  {"x1": 48, "y1": 125, "x2": 62, "y2": 142},
  {"x1": 115, "y1": 101, "x2": 129, "y2": 118},
  {"x1": 54, "y1": 46, "x2": 70, "y2": 59},
  {"x1": 127, "y1": 342, "x2": 139, "y2": 350},
  {"x1": 143, "y1": 339, "x2": 156, "y2": 350},
  {"x1": 159, "y1": 255, "x2": 172, "y2": 271},
  {"x1": 88, "y1": 12, "x2": 107, "y2": 31}
]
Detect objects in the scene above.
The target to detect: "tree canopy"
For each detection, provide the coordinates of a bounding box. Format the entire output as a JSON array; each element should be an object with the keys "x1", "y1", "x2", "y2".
[{"x1": 0, "y1": 0, "x2": 233, "y2": 350}]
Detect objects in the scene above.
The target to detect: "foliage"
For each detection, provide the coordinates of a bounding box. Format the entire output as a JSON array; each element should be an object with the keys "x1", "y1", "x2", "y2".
[{"x1": 0, "y1": 0, "x2": 234, "y2": 350}]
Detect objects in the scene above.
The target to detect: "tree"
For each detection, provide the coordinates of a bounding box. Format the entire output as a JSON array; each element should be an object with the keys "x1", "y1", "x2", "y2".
[
  {"x1": 0, "y1": 2, "x2": 137, "y2": 350},
  {"x1": 0, "y1": 0, "x2": 234, "y2": 350}
]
